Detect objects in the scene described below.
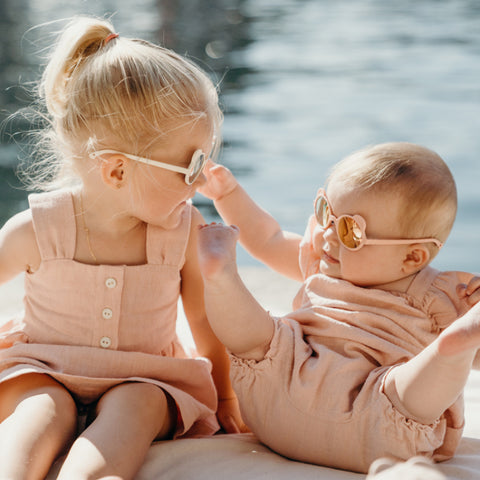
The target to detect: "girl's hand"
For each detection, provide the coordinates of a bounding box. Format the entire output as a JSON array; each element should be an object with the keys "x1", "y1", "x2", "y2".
[
  {"x1": 458, "y1": 276, "x2": 480, "y2": 307},
  {"x1": 197, "y1": 160, "x2": 238, "y2": 202},
  {"x1": 216, "y1": 396, "x2": 250, "y2": 434}
]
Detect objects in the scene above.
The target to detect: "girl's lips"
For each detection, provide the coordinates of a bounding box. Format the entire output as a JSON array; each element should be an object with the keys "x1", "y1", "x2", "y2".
[{"x1": 322, "y1": 250, "x2": 339, "y2": 264}]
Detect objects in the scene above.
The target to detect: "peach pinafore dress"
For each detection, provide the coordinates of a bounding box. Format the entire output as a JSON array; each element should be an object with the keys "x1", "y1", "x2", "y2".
[{"x1": 0, "y1": 189, "x2": 219, "y2": 437}]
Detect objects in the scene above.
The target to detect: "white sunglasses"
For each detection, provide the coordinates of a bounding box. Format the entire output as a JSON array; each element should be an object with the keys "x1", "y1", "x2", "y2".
[{"x1": 89, "y1": 148, "x2": 208, "y2": 185}]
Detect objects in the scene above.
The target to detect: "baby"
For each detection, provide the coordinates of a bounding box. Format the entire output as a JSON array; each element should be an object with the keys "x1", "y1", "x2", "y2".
[{"x1": 197, "y1": 142, "x2": 480, "y2": 473}]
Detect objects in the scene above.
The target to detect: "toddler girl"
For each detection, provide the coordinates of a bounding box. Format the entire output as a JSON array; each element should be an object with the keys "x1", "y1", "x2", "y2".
[
  {"x1": 197, "y1": 142, "x2": 480, "y2": 473},
  {"x1": 0, "y1": 16, "x2": 243, "y2": 480}
]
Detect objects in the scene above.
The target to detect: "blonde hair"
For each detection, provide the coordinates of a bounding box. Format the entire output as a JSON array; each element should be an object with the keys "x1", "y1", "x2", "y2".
[
  {"x1": 327, "y1": 142, "x2": 457, "y2": 255},
  {"x1": 21, "y1": 16, "x2": 222, "y2": 190}
]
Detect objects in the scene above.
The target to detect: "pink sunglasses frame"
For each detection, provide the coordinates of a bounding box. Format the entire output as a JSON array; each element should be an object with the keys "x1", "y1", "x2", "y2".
[{"x1": 314, "y1": 188, "x2": 443, "y2": 251}]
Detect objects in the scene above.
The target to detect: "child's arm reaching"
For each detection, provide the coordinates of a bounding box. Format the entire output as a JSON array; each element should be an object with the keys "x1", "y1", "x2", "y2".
[
  {"x1": 198, "y1": 161, "x2": 303, "y2": 281},
  {"x1": 181, "y1": 207, "x2": 247, "y2": 433}
]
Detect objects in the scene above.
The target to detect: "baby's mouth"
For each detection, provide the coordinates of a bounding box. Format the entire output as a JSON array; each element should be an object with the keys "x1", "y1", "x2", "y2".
[{"x1": 322, "y1": 250, "x2": 339, "y2": 264}]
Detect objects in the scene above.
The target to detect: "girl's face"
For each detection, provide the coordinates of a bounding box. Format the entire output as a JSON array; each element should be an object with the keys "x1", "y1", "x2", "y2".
[
  {"x1": 311, "y1": 181, "x2": 411, "y2": 288},
  {"x1": 126, "y1": 121, "x2": 214, "y2": 229}
]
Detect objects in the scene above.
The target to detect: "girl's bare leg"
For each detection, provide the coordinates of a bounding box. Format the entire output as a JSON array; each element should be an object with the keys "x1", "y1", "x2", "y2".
[
  {"x1": 386, "y1": 303, "x2": 480, "y2": 424},
  {"x1": 197, "y1": 223, "x2": 274, "y2": 361},
  {"x1": 0, "y1": 373, "x2": 77, "y2": 480},
  {"x1": 57, "y1": 382, "x2": 174, "y2": 480}
]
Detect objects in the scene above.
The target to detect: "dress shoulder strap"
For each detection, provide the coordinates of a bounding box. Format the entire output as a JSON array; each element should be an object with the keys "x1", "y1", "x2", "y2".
[
  {"x1": 28, "y1": 189, "x2": 76, "y2": 260},
  {"x1": 146, "y1": 202, "x2": 192, "y2": 267}
]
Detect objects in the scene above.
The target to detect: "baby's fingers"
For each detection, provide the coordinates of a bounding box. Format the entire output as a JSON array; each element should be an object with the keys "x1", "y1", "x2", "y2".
[
  {"x1": 466, "y1": 289, "x2": 480, "y2": 307},
  {"x1": 458, "y1": 276, "x2": 480, "y2": 306},
  {"x1": 465, "y1": 276, "x2": 480, "y2": 295}
]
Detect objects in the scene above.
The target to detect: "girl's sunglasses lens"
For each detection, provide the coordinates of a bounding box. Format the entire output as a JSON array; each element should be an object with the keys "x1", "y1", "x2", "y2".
[
  {"x1": 337, "y1": 216, "x2": 363, "y2": 249},
  {"x1": 186, "y1": 151, "x2": 206, "y2": 184},
  {"x1": 315, "y1": 196, "x2": 330, "y2": 227}
]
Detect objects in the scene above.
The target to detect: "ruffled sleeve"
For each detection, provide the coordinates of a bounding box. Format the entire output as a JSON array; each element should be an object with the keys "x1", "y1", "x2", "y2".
[{"x1": 419, "y1": 270, "x2": 475, "y2": 332}]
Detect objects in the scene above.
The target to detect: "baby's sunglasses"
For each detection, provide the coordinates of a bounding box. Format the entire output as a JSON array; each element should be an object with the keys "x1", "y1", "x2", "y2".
[
  {"x1": 89, "y1": 141, "x2": 215, "y2": 185},
  {"x1": 314, "y1": 188, "x2": 443, "y2": 251}
]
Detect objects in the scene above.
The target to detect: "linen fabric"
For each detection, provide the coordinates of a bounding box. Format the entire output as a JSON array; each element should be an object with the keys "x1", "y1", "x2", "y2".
[
  {"x1": 0, "y1": 189, "x2": 219, "y2": 437},
  {"x1": 230, "y1": 215, "x2": 473, "y2": 472}
]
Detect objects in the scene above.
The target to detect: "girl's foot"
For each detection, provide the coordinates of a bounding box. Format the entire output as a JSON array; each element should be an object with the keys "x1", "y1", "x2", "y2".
[{"x1": 197, "y1": 223, "x2": 240, "y2": 280}]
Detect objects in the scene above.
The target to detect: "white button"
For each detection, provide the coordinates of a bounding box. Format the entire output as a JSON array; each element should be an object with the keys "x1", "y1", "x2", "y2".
[
  {"x1": 105, "y1": 277, "x2": 117, "y2": 288},
  {"x1": 102, "y1": 308, "x2": 113, "y2": 320},
  {"x1": 100, "y1": 336, "x2": 112, "y2": 348}
]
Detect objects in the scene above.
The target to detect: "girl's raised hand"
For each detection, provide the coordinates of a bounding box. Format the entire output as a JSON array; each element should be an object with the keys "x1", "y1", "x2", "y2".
[{"x1": 197, "y1": 160, "x2": 238, "y2": 201}]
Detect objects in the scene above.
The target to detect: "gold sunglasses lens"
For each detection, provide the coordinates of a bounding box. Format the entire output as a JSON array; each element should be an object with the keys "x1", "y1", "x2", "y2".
[
  {"x1": 337, "y1": 216, "x2": 363, "y2": 249},
  {"x1": 315, "y1": 196, "x2": 330, "y2": 227}
]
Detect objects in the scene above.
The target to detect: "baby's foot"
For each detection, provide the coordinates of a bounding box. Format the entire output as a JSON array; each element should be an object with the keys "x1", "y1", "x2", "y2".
[
  {"x1": 437, "y1": 302, "x2": 480, "y2": 356},
  {"x1": 197, "y1": 223, "x2": 240, "y2": 280}
]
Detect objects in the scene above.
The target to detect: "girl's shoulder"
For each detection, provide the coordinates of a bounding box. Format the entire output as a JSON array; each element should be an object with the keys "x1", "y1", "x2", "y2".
[
  {"x1": 0, "y1": 209, "x2": 41, "y2": 279},
  {"x1": 181, "y1": 205, "x2": 206, "y2": 268},
  {"x1": 189, "y1": 204, "x2": 205, "y2": 228}
]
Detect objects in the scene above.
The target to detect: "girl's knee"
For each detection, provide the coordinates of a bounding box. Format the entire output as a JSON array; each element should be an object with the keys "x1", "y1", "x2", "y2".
[
  {"x1": 97, "y1": 382, "x2": 175, "y2": 438},
  {"x1": 0, "y1": 373, "x2": 76, "y2": 426}
]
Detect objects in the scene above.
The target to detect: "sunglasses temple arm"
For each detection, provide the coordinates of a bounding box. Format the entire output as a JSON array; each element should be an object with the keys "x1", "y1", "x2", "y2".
[{"x1": 364, "y1": 238, "x2": 443, "y2": 249}]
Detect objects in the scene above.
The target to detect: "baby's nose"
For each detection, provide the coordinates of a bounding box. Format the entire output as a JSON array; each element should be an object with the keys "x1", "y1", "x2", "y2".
[{"x1": 322, "y1": 221, "x2": 338, "y2": 244}]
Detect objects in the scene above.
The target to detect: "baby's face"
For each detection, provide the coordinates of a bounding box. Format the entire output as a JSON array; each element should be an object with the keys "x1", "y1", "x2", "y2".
[{"x1": 311, "y1": 182, "x2": 412, "y2": 288}]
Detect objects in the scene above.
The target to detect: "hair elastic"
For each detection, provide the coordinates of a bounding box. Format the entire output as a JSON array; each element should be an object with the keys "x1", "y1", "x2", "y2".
[{"x1": 104, "y1": 33, "x2": 119, "y2": 45}]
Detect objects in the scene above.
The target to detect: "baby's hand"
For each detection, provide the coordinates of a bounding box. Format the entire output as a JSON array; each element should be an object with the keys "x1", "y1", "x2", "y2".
[
  {"x1": 197, "y1": 160, "x2": 238, "y2": 201},
  {"x1": 457, "y1": 276, "x2": 480, "y2": 307}
]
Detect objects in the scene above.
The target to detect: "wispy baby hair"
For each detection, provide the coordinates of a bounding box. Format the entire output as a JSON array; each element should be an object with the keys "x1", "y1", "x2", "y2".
[
  {"x1": 24, "y1": 16, "x2": 222, "y2": 190},
  {"x1": 327, "y1": 142, "x2": 457, "y2": 249}
]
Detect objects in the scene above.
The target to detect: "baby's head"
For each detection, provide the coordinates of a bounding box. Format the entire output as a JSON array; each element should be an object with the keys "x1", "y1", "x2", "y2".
[
  {"x1": 326, "y1": 142, "x2": 457, "y2": 261},
  {"x1": 314, "y1": 142, "x2": 456, "y2": 287},
  {"x1": 35, "y1": 16, "x2": 221, "y2": 187}
]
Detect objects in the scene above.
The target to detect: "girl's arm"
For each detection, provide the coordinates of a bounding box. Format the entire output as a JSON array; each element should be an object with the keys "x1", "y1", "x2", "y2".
[
  {"x1": 181, "y1": 207, "x2": 247, "y2": 433},
  {"x1": 0, "y1": 209, "x2": 40, "y2": 284},
  {"x1": 199, "y1": 162, "x2": 303, "y2": 281}
]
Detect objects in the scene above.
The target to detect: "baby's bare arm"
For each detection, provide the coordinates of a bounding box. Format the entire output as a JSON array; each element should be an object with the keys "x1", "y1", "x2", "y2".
[{"x1": 199, "y1": 162, "x2": 303, "y2": 281}]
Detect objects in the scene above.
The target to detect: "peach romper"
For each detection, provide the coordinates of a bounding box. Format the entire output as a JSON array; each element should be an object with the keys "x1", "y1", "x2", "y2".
[
  {"x1": 0, "y1": 189, "x2": 219, "y2": 437},
  {"x1": 230, "y1": 216, "x2": 473, "y2": 472}
]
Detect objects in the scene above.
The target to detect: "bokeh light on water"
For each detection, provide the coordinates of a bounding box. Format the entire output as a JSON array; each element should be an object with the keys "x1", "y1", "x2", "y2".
[{"x1": 1, "y1": 0, "x2": 480, "y2": 270}]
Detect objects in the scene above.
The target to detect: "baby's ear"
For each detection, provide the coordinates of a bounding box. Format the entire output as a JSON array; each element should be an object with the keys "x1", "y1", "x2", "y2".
[
  {"x1": 100, "y1": 155, "x2": 127, "y2": 189},
  {"x1": 402, "y1": 245, "x2": 431, "y2": 274}
]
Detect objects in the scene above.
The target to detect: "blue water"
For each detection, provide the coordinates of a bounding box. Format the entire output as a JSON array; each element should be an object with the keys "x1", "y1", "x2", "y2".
[{"x1": 1, "y1": 0, "x2": 480, "y2": 271}]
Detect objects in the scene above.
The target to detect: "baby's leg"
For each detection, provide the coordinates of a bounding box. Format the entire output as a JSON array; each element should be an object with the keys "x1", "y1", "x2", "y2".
[
  {"x1": 436, "y1": 301, "x2": 480, "y2": 355},
  {"x1": 57, "y1": 382, "x2": 174, "y2": 480},
  {"x1": 0, "y1": 373, "x2": 77, "y2": 480},
  {"x1": 386, "y1": 303, "x2": 480, "y2": 424},
  {"x1": 197, "y1": 223, "x2": 274, "y2": 361}
]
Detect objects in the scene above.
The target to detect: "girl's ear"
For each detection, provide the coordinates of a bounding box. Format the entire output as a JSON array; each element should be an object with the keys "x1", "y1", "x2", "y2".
[
  {"x1": 402, "y1": 245, "x2": 431, "y2": 274},
  {"x1": 100, "y1": 155, "x2": 127, "y2": 189}
]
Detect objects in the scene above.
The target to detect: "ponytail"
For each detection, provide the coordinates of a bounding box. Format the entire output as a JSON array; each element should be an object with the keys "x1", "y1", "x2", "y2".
[{"x1": 40, "y1": 17, "x2": 115, "y2": 118}]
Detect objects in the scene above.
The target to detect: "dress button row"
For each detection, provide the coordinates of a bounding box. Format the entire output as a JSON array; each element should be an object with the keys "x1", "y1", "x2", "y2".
[
  {"x1": 100, "y1": 336, "x2": 112, "y2": 348},
  {"x1": 105, "y1": 277, "x2": 117, "y2": 289}
]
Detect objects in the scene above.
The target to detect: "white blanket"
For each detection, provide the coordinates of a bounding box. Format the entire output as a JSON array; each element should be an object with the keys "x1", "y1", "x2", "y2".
[{"x1": 2, "y1": 270, "x2": 480, "y2": 479}]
